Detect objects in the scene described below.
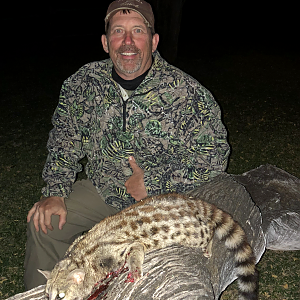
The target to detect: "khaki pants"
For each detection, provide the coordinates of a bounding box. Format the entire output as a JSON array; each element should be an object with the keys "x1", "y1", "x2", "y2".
[{"x1": 24, "y1": 179, "x2": 119, "y2": 290}]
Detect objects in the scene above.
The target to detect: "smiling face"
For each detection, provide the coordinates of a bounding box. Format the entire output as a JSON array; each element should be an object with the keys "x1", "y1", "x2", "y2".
[{"x1": 101, "y1": 10, "x2": 159, "y2": 80}]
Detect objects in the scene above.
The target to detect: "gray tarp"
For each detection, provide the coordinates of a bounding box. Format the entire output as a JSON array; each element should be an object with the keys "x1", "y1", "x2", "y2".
[
  {"x1": 6, "y1": 165, "x2": 300, "y2": 300},
  {"x1": 234, "y1": 164, "x2": 300, "y2": 251}
]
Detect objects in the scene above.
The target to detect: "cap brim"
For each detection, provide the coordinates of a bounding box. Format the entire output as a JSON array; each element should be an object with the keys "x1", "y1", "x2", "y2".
[{"x1": 105, "y1": 7, "x2": 152, "y2": 29}]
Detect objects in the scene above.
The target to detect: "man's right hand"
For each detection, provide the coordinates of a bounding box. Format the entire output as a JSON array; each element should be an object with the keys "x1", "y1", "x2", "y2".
[{"x1": 27, "y1": 196, "x2": 67, "y2": 234}]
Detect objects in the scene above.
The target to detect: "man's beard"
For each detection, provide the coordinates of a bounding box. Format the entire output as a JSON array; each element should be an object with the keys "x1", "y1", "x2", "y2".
[{"x1": 115, "y1": 45, "x2": 142, "y2": 74}]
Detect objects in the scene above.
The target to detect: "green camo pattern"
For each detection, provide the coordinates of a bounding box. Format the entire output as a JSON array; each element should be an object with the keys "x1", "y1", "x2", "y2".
[{"x1": 42, "y1": 52, "x2": 230, "y2": 210}]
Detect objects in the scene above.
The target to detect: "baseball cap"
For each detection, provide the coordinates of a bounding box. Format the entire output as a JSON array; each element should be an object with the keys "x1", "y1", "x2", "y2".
[{"x1": 105, "y1": 0, "x2": 155, "y2": 33}]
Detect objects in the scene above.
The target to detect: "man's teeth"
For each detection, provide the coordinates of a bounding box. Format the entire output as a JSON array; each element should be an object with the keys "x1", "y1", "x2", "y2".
[{"x1": 121, "y1": 53, "x2": 136, "y2": 56}]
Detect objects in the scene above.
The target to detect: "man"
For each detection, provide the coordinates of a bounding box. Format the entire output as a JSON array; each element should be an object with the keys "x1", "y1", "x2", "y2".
[{"x1": 24, "y1": 0, "x2": 230, "y2": 290}]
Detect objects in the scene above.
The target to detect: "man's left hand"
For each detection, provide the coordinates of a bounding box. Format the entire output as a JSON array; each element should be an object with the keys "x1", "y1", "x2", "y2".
[{"x1": 125, "y1": 156, "x2": 148, "y2": 201}]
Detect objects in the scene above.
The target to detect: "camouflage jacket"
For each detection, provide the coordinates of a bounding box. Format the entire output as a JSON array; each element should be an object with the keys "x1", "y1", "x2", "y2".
[{"x1": 42, "y1": 51, "x2": 230, "y2": 210}]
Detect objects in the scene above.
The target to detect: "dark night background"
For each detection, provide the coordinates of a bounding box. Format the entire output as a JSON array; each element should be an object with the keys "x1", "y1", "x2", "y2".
[{"x1": 2, "y1": 1, "x2": 299, "y2": 65}]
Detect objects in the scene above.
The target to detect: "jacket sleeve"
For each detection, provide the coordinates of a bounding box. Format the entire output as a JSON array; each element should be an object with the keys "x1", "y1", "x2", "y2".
[
  {"x1": 188, "y1": 86, "x2": 230, "y2": 178},
  {"x1": 41, "y1": 77, "x2": 85, "y2": 198},
  {"x1": 142, "y1": 81, "x2": 230, "y2": 195}
]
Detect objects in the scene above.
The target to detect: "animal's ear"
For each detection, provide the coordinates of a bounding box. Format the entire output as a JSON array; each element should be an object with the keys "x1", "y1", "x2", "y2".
[
  {"x1": 37, "y1": 269, "x2": 51, "y2": 279},
  {"x1": 66, "y1": 269, "x2": 85, "y2": 284}
]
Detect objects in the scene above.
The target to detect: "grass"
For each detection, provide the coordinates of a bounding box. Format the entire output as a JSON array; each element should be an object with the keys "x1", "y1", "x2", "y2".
[{"x1": 0, "y1": 49, "x2": 300, "y2": 299}]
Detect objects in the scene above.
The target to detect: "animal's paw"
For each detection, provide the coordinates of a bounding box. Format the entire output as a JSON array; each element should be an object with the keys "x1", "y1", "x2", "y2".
[
  {"x1": 203, "y1": 249, "x2": 212, "y2": 258},
  {"x1": 125, "y1": 268, "x2": 142, "y2": 283},
  {"x1": 203, "y1": 239, "x2": 213, "y2": 258},
  {"x1": 126, "y1": 242, "x2": 145, "y2": 283}
]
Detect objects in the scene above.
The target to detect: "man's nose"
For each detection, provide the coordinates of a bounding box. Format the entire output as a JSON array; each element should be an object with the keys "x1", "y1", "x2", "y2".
[{"x1": 124, "y1": 32, "x2": 134, "y2": 45}]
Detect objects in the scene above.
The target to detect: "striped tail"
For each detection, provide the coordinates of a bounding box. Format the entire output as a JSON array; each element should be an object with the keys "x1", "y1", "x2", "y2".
[{"x1": 213, "y1": 207, "x2": 258, "y2": 300}]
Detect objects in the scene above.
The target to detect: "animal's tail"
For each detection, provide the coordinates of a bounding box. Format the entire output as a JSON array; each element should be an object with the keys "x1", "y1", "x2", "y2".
[{"x1": 212, "y1": 206, "x2": 258, "y2": 300}]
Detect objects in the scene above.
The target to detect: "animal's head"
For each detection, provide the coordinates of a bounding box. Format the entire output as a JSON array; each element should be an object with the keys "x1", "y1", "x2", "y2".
[
  {"x1": 38, "y1": 261, "x2": 86, "y2": 300},
  {"x1": 38, "y1": 243, "x2": 129, "y2": 300}
]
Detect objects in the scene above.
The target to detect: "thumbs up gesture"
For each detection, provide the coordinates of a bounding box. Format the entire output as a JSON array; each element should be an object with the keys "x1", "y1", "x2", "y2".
[{"x1": 124, "y1": 156, "x2": 148, "y2": 201}]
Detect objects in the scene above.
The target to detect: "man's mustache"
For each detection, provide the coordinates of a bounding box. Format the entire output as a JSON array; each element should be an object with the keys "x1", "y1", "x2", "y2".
[{"x1": 118, "y1": 45, "x2": 141, "y2": 54}]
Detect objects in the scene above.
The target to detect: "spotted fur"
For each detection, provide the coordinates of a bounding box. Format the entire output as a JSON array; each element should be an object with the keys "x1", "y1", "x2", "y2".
[{"x1": 39, "y1": 193, "x2": 258, "y2": 300}]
